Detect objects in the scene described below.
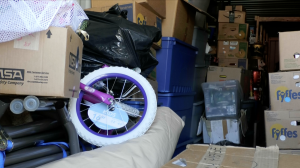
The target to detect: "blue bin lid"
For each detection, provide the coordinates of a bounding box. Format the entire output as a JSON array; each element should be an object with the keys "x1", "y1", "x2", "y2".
[
  {"x1": 158, "y1": 92, "x2": 196, "y2": 97},
  {"x1": 162, "y1": 37, "x2": 198, "y2": 51}
]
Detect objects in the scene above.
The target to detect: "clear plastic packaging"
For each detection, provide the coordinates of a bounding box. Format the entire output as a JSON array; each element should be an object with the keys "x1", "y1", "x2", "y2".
[{"x1": 202, "y1": 80, "x2": 243, "y2": 120}]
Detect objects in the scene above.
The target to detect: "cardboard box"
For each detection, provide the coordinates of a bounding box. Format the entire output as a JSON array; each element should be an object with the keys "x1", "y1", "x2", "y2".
[
  {"x1": 268, "y1": 71, "x2": 300, "y2": 110},
  {"x1": 86, "y1": 2, "x2": 162, "y2": 30},
  {"x1": 218, "y1": 23, "x2": 249, "y2": 40},
  {"x1": 265, "y1": 110, "x2": 300, "y2": 149},
  {"x1": 162, "y1": 144, "x2": 300, "y2": 168},
  {"x1": 225, "y1": 5, "x2": 245, "y2": 12},
  {"x1": 148, "y1": 48, "x2": 157, "y2": 81},
  {"x1": 0, "y1": 27, "x2": 83, "y2": 98},
  {"x1": 163, "y1": 0, "x2": 205, "y2": 45},
  {"x1": 279, "y1": 31, "x2": 300, "y2": 71},
  {"x1": 207, "y1": 66, "x2": 252, "y2": 99},
  {"x1": 202, "y1": 111, "x2": 247, "y2": 144},
  {"x1": 218, "y1": 58, "x2": 248, "y2": 69},
  {"x1": 91, "y1": 0, "x2": 166, "y2": 19},
  {"x1": 218, "y1": 10, "x2": 246, "y2": 23},
  {"x1": 218, "y1": 41, "x2": 248, "y2": 59}
]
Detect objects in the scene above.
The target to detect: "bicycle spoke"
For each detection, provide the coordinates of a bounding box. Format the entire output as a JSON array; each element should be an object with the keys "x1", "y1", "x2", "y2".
[
  {"x1": 98, "y1": 129, "x2": 102, "y2": 133},
  {"x1": 115, "y1": 98, "x2": 144, "y2": 100},
  {"x1": 119, "y1": 80, "x2": 127, "y2": 102},
  {"x1": 111, "y1": 77, "x2": 117, "y2": 91},
  {"x1": 121, "y1": 90, "x2": 141, "y2": 102},
  {"x1": 80, "y1": 108, "x2": 88, "y2": 113},
  {"x1": 83, "y1": 118, "x2": 90, "y2": 122},
  {"x1": 122, "y1": 84, "x2": 136, "y2": 98},
  {"x1": 89, "y1": 123, "x2": 94, "y2": 128},
  {"x1": 80, "y1": 103, "x2": 90, "y2": 106}
]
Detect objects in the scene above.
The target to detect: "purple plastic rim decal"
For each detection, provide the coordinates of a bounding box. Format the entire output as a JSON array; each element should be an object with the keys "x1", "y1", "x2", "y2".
[{"x1": 76, "y1": 73, "x2": 148, "y2": 138}]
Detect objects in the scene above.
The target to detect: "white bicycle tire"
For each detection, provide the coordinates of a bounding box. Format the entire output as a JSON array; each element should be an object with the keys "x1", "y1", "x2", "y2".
[{"x1": 69, "y1": 67, "x2": 157, "y2": 146}]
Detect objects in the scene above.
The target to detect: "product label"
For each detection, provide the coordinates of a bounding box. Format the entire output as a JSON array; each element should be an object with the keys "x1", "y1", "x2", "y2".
[
  {"x1": 137, "y1": 13, "x2": 146, "y2": 25},
  {"x1": 120, "y1": 4, "x2": 133, "y2": 22},
  {"x1": 14, "y1": 32, "x2": 40, "y2": 51},
  {"x1": 238, "y1": 24, "x2": 247, "y2": 40},
  {"x1": 0, "y1": 68, "x2": 24, "y2": 81},
  {"x1": 284, "y1": 59, "x2": 300, "y2": 69},
  {"x1": 230, "y1": 41, "x2": 238, "y2": 45},
  {"x1": 88, "y1": 103, "x2": 129, "y2": 130},
  {"x1": 270, "y1": 124, "x2": 297, "y2": 141},
  {"x1": 69, "y1": 47, "x2": 81, "y2": 74},
  {"x1": 275, "y1": 86, "x2": 300, "y2": 103},
  {"x1": 27, "y1": 71, "x2": 49, "y2": 84},
  {"x1": 238, "y1": 59, "x2": 247, "y2": 69}
]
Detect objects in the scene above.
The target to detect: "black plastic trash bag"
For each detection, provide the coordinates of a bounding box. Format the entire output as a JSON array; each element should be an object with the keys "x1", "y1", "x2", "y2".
[{"x1": 78, "y1": 4, "x2": 161, "y2": 77}]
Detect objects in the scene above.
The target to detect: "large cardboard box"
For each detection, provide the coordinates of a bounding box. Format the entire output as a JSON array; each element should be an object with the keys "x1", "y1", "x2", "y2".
[
  {"x1": 218, "y1": 10, "x2": 246, "y2": 23},
  {"x1": 279, "y1": 31, "x2": 300, "y2": 71},
  {"x1": 86, "y1": 2, "x2": 162, "y2": 30},
  {"x1": 218, "y1": 23, "x2": 249, "y2": 40},
  {"x1": 265, "y1": 110, "x2": 300, "y2": 149},
  {"x1": 91, "y1": 0, "x2": 166, "y2": 19},
  {"x1": 202, "y1": 112, "x2": 247, "y2": 144},
  {"x1": 163, "y1": 0, "x2": 205, "y2": 45},
  {"x1": 225, "y1": 5, "x2": 245, "y2": 11},
  {"x1": 0, "y1": 27, "x2": 83, "y2": 98},
  {"x1": 207, "y1": 66, "x2": 251, "y2": 99},
  {"x1": 269, "y1": 71, "x2": 300, "y2": 111},
  {"x1": 218, "y1": 58, "x2": 248, "y2": 69},
  {"x1": 218, "y1": 41, "x2": 248, "y2": 59},
  {"x1": 162, "y1": 144, "x2": 300, "y2": 168}
]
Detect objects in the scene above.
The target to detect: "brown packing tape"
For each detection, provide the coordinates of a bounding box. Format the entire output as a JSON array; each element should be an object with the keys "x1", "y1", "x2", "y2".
[{"x1": 222, "y1": 120, "x2": 228, "y2": 139}]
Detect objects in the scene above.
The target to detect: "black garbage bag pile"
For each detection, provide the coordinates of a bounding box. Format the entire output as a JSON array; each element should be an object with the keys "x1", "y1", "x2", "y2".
[{"x1": 78, "y1": 4, "x2": 162, "y2": 78}]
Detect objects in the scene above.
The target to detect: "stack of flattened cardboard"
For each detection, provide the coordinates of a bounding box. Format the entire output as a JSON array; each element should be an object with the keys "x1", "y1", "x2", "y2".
[
  {"x1": 218, "y1": 5, "x2": 249, "y2": 70},
  {"x1": 266, "y1": 31, "x2": 300, "y2": 150},
  {"x1": 162, "y1": 144, "x2": 300, "y2": 168}
]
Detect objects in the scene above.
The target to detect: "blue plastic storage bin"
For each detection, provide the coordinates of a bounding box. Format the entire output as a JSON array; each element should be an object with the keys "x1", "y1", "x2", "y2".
[
  {"x1": 157, "y1": 37, "x2": 198, "y2": 93},
  {"x1": 158, "y1": 92, "x2": 195, "y2": 143}
]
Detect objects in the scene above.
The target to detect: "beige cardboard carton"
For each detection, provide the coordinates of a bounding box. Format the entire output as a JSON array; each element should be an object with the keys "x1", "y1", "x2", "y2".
[
  {"x1": 218, "y1": 23, "x2": 249, "y2": 40},
  {"x1": 218, "y1": 58, "x2": 248, "y2": 69},
  {"x1": 163, "y1": 0, "x2": 208, "y2": 45},
  {"x1": 265, "y1": 110, "x2": 300, "y2": 149},
  {"x1": 269, "y1": 71, "x2": 300, "y2": 110},
  {"x1": 161, "y1": 144, "x2": 300, "y2": 168},
  {"x1": 218, "y1": 10, "x2": 246, "y2": 23},
  {"x1": 279, "y1": 31, "x2": 300, "y2": 71},
  {"x1": 0, "y1": 27, "x2": 83, "y2": 98},
  {"x1": 218, "y1": 41, "x2": 248, "y2": 59},
  {"x1": 91, "y1": 0, "x2": 166, "y2": 18},
  {"x1": 207, "y1": 66, "x2": 251, "y2": 99}
]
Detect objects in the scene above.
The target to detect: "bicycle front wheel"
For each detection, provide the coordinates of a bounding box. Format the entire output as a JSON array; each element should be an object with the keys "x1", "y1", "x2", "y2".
[{"x1": 69, "y1": 67, "x2": 157, "y2": 146}]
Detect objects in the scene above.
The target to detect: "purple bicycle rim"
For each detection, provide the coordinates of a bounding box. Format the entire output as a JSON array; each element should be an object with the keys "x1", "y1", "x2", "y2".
[{"x1": 76, "y1": 73, "x2": 148, "y2": 138}]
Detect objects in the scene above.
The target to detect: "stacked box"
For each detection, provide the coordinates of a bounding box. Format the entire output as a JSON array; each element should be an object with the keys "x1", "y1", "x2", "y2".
[
  {"x1": 265, "y1": 31, "x2": 300, "y2": 149},
  {"x1": 218, "y1": 5, "x2": 249, "y2": 70}
]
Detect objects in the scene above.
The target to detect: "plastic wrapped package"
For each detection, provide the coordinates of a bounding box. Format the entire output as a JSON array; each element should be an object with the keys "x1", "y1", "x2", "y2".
[
  {"x1": 0, "y1": 0, "x2": 88, "y2": 43},
  {"x1": 78, "y1": 5, "x2": 161, "y2": 77},
  {"x1": 202, "y1": 80, "x2": 243, "y2": 120}
]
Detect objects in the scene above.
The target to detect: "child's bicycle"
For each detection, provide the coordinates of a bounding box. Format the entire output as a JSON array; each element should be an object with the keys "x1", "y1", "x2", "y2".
[{"x1": 68, "y1": 65, "x2": 157, "y2": 146}]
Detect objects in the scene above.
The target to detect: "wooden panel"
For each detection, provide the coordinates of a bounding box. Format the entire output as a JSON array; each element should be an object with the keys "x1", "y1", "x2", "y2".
[
  {"x1": 268, "y1": 37, "x2": 279, "y2": 73},
  {"x1": 257, "y1": 17, "x2": 300, "y2": 22}
]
